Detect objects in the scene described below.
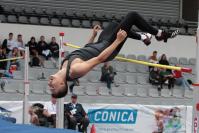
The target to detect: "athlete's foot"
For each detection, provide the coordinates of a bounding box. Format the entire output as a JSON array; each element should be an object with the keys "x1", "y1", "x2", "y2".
[
  {"x1": 142, "y1": 33, "x2": 152, "y2": 46},
  {"x1": 155, "y1": 29, "x2": 179, "y2": 42}
]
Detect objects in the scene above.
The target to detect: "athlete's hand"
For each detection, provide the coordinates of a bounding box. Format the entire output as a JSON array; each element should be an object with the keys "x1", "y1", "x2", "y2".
[
  {"x1": 92, "y1": 25, "x2": 101, "y2": 37},
  {"x1": 116, "y1": 29, "x2": 127, "y2": 43}
]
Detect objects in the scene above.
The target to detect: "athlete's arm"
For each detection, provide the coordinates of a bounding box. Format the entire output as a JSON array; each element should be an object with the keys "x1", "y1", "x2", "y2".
[
  {"x1": 70, "y1": 30, "x2": 127, "y2": 78},
  {"x1": 87, "y1": 25, "x2": 101, "y2": 43}
]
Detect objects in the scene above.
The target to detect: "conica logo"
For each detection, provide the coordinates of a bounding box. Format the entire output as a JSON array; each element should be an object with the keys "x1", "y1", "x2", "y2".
[{"x1": 88, "y1": 109, "x2": 137, "y2": 124}]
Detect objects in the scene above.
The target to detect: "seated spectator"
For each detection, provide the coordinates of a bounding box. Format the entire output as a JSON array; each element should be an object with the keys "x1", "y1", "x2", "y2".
[
  {"x1": 100, "y1": 62, "x2": 117, "y2": 91},
  {"x1": 43, "y1": 96, "x2": 57, "y2": 128},
  {"x1": 64, "y1": 94, "x2": 89, "y2": 132},
  {"x1": 149, "y1": 67, "x2": 162, "y2": 94},
  {"x1": 29, "y1": 50, "x2": 44, "y2": 67},
  {"x1": 29, "y1": 103, "x2": 49, "y2": 127},
  {"x1": 2, "y1": 33, "x2": 18, "y2": 54},
  {"x1": 0, "y1": 47, "x2": 7, "y2": 70},
  {"x1": 159, "y1": 54, "x2": 171, "y2": 73},
  {"x1": 69, "y1": 79, "x2": 80, "y2": 93},
  {"x1": 37, "y1": 36, "x2": 57, "y2": 67},
  {"x1": 28, "y1": 37, "x2": 38, "y2": 56},
  {"x1": 8, "y1": 47, "x2": 21, "y2": 70},
  {"x1": 173, "y1": 65, "x2": 193, "y2": 96},
  {"x1": 49, "y1": 37, "x2": 59, "y2": 58},
  {"x1": 148, "y1": 51, "x2": 158, "y2": 71},
  {"x1": 159, "y1": 68, "x2": 175, "y2": 94},
  {"x1": 16, "y1": 34, "x2": 25, "y2": 56}
]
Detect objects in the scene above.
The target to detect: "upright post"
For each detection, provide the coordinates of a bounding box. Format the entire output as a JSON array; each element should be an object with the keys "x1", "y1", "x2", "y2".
[
  {"x1": 192, "y1": 10, "x2": 199, "y2": 133},
  {"x1": 22, "y1": 44, "x2": 30, "y2": 124},
  {"x1": 56, "y1": 32, "x2": 65, "y2": 128}
]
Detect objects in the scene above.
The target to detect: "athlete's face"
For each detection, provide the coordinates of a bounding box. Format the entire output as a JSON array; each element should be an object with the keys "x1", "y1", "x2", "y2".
[{"x1": 48, "y1": 69, "x2": 68, "y2": 98}]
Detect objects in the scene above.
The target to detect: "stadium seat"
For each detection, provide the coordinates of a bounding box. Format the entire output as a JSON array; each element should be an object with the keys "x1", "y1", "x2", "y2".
[
  {"x1": 72, "y1": 19, "x2": 81, "y2": 27},
  {"x1": 40, "y1": 17, "x2": 50, "y2": 25},
  {"x1": 189, "y1": 58, "x2": 196, "y2": 65},
  {"x1": 115, "y1": 62, "x2": 126, "y2": 72},
  {"x1": 30, "y1": 17, "x2": 39, "y2": 24},
  {"x1": 16, "y1": 82, "x2": 24, "y2": 94},
  {"x1": 114, "y1": 74, "x2": 126, "y2": 84},
  {"x1": 173, "y1": 88, "x2": 183, "y2": 98},
  {"x1": 3, "y1": 81, "x2": 18, "y2": 93},
  {"x1": 87, "y1": 71, "x2": 100, "y2": 83},
  {"x1": 3, "y1": 6, "x2": 14, "y2": 13},
  {"x1": 56, "y1": 10, "x2": 66, "y2": 16},
  {"x1": 184, "y1": 89, "x2": 193, "y2": 99},
  {"x1": 85, "y1": 11, "x2": 94, "y2": 18},
  {"x1": 51, "y1": 18, "x2": 61, "y2": 26},
  {"x1": 35, "y1": 8, "x2": 45, "y2": 15},
  {"x1": 126, "y1": 64, "x2": 136, "y2": 73},
  {"x1": 99, "y1": 87, "x2": 110, "y2": 96},
  {"x1": 24, "y1": 7, "x2": 34, "y2": 14},
  {"x1": 29, "y1": 67, "x2": 41, "y2": 80},
  {"x1": 73, "y1": 86, "x2": 85, "y2": 96},
  {"x1": 126, "y1": 54, "x2": 136, "y2": 59},
  {"x1": 111, "y1": 86, "x2": 124, "y2": 96},
  {"x1": 169, "y1": 57, "x2": 178, "y2": 65},
  {"x1": 137, "y1": 75, "x2": 149, "y2": 85},
  {"x1": 45, "y1": 8, "x2": 56, "y2": 15},
  {"x1": 13, "y1": 71, "x2": 23, "y2": 79},
  {"x1": 161, "y1": 89, "x2": 172, "y2": 97},
  {"x1": 92, "y1": 21, "x2": 101, "y2": 27},
  {"x1": 44, "y1": 61, "x2": 56, "y2": 68},
  {"x1": 30, "y1": 81, "x2": 45, "y2": 94},
  {"x1": 149, "y1": 88, "x2": 160, "y2": 97},
  {"x1": 0, "y1": 14, "x2": 7, "y2": 22},
  {"x1": 61, "y1": 19, "x2": 71, "y2": 26},
  {"x1": 18, "y1": 16, "x2": 28, "y2": 24},
  {"x1": 95, "y1": 12, "x2": 105, "y2": 19},
  {"x1": 85, "y1": 86, "x2": 98, "y2": 96},
  {"x1": 82, "y1": 20, "x2": 91, "y2": 28},
  {"x1": 179, "y1": 57, "x2": 188, "y2": 65},
  {"x1": 7, "y1": 15, "x2": 17, "y2": 23},
  {"x1": 126, "y1": 75, "x2": 137, "y2": 84},
  {"x1": 136, "y1": 65, "x2": 148, "y2": 73},
  {"x1": 93, "y1": 63, "x2": 103, "y2": 71},
  {"x1": 102, "y1": 22, "x2": 109, "y2": 29},
  {"x1": 136, "y1": 85, "x2": 148, "y2": 97},
  {"x1": 137, "y1": 55, "x2": 147, "y2": 61},
  {"x1": 124, "y1": 85, "x2": 137, "y2": 97}
]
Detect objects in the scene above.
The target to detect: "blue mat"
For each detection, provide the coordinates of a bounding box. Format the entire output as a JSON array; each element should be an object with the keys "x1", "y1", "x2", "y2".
[{"x1": 0, "y1": 119, "x2": 79, "y2": 133}]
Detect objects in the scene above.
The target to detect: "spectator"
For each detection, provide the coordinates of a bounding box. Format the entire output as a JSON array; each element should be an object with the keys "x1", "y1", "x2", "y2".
[
  {"x1": 28, "y1": 37, "x2": 38, "y2": 56},
  {"x1": 100, "y1": 62, "x2": 117, "y2": 91},
  {"x1": 64, "y1": 94, "x2": 89, "y2": 132},
  {"x1": 16, "y1": 34, "x2": 25, "y2": 56},
  {"x1": 149, "y1": 51, "x2": 158, "y2": 71},
  {"x1": 8, "y1": 47, "x2": 21, "y2": 70},
  {"x1": 173, "y1": 65, "x2": 193, "y2": 96},
  {"x1": 49, "y1": 37, "x2": 59, "y2": 58},
  {"x1": 37, "y1": 36, "x2": 57, "y2": 67},
  {"x1": 159, "y1": 68, "x2": 175, "y2": 95},
  {"x1": 0, "y1": 47, "x2": 7, "y2": 70},
  {"x1": 29, "y1": 103, "x2": 48, "y2": 127},
  {"x1": 149, "y1": 67, "x2": 162, "y2": 95},
  {"x1": 29, "y1": 50, "x2": 44, "y2": 67},
  {"x1": 69, "y1": 79, "x2": 80, "y2": 93},
  {"x1": 43, "y1": 97, "x2": 57, "y2": 127},
  {"x1": 2, "y1": 33, "x2": 18, "y2": 54}
]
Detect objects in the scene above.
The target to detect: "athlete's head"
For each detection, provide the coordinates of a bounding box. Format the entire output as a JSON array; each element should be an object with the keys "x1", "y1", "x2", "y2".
[{"x1": 48, "y1": 68, "x2": 68, "y2": 98}]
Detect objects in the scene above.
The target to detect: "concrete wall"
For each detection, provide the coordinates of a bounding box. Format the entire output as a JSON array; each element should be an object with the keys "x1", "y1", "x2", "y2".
[{"x1": 0, "y1": 23, "x2": 196, "y2": 58}]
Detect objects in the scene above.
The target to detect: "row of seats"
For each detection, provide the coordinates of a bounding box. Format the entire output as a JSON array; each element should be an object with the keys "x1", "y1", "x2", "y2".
[{"x1": 0, "y1": 79, "x2": 193, "y2": 99}]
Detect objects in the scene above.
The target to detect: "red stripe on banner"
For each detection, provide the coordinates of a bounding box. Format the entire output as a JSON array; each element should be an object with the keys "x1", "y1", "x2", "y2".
[{"x1": 192, "y1": 83, "x2": 199, "y2": 86}]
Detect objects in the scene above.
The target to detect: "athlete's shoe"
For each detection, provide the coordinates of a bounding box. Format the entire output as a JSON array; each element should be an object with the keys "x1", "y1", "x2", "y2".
[
  {"x1": 142, "y1": 33, "x2": 152, "y2": 46},
  {"x1": 155, "y1": 29, "x2": 179, "y2": 42}
]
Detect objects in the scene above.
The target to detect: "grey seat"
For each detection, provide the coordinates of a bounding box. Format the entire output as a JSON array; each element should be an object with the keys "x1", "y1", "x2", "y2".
[
  {"x1": 149, "y1": 88, "x2": 160, "y2": 97},
  {"x1": 169, "y1": 57, "x2": 178, "y2": 65},
  {"x1": 95, "y1": 12, "x2": 105, "y2": 19},
  {"x1": 16, "y1": 82, "x2": 24, "y2": 94},
  {"x1": 46, "y1": 9, "x2": 56, "y2": 15},
  {"x1": 56, "y1": 10, "x2": 65, "y2": 16},
  {"x1": 189, "y1": 58, "x2": 196, "y2": 65},
  {"x1": 126, "y1": 63, "x2": 136, "y2": 73},
  {"x1": 161, "y1": 89, "x2": 171, "y2": 97},
  {"x1": 99, "y1": 87, "x2": 110, "y2": 96},
  {"x1": 92, "y1": 21, "x2": 101, "y2": 27},
  {"x1": 126, "y1": 75, "x2": 136, "y2": 84},
  {"x1": 13, "y1": 71, "x2": 23, "y2": 79},
  {"x1": 137, "y1": 55, "x2": 147, "y2": 61},
  {"x1": 112, "y1": 86, "x2": 124, "y2": 96},
  {"x1": 136, "y1": 65, "x2": 148, "y2": 73},
  {"x1": 30, "y1": 17, "x2": 39, "y2": 24},
  {"x1": 137, "y1": 85, "x2": 148, "y2": 97},
  {"x1": 51, "y1": 18, "x2": 60, "y2": 26},
  {"x1": 114, "y1": 74, "x2": 126, "y2": 84},
  {"x1": 29, "y1": 67, "x2": 41, "y2": 80},
  {"x1": 102, "y1": 22, "x2": 109, "y2": 29},
  {"x1": 72, "y1": 19, "x2": 81, "y2": 27},
  {"x1": 115, "y1": 62, "x2": 126, "y2": 72},
  {"x1": 87, "y1": 71, "x2": 100, "y2": 83},
  {"x1": 93, "y1": 63, "x2": 103, "y2": 71},
  {"x1": 179, "y1": 57, "x2": 188, "y2": 65},
  {"x1": 73, "y1": 86, "x2": 85, "y2": 96},
  {"x1": 3, "y1": 80, "x2": 18, "y2": 93},
  {"x1": 82, "y1": 20, "x2": 91, "y2": 28},
  {"x1": 0, "y1": 14, "x2": 7, "y2": 22},
  {"x1": 124, "y1": 85, "x2": 137, "y2": 97},
  {"x1": 24, "y1": 7, "x2": 34, "y2": 14},
  {"x1": 126, "y1": 54, "x2": 136, "y2": 59},
  {"x1": 7, "y1": 15, "x2": 17, "y2": 23},
  {"x1": 30, "y1": 81, "x2": 46, "y2": 94},
  {"x1": 85, "y1": 86, "x2": 98, "y2": 96},
  {"x1": 40, "y1": 17, "x2": 49, "y2": 25},
  {"x1": 173, "y1": 88, "x2": 183, "y2": 98},
  {"x1": 184, "y1": 89, "x2": 193, "y2": 99},
  {"x1": 18, "y1": 16, "x2": 28, "y2": 24}
]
